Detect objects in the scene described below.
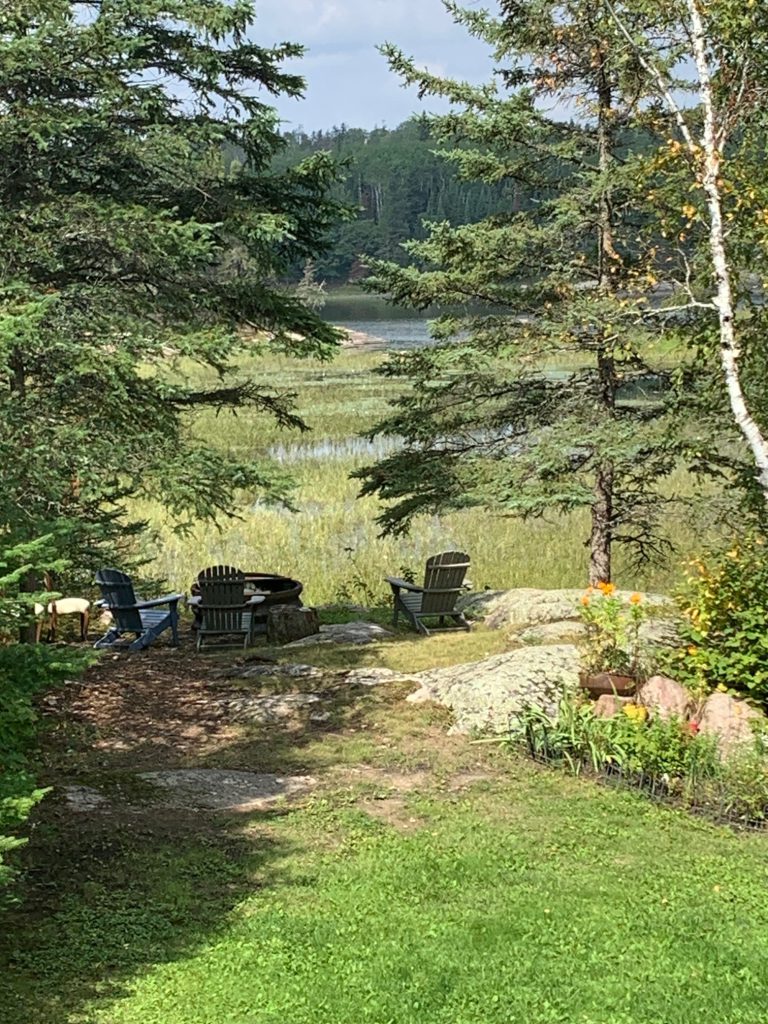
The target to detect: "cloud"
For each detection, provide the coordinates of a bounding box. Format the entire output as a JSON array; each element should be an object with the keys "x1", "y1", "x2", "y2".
[{"x1": 252, "y1": 0, "x2": 493, "y2": 129}]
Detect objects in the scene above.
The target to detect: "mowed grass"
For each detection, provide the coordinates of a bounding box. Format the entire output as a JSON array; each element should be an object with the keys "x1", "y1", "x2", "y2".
[
  {"x1": 6, "y1": 755, "x2": 768, "y2": 1024},
  {"x1": 4, "y1": 623, "x2": 768, "y2": 1024},
  {"x1": 137, "y1": 348, "x2": 711, "y2": 603}
]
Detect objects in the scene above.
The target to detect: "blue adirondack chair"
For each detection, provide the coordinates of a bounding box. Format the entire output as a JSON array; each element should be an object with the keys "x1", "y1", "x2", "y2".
[{"x1": 94, "y1": 568, "x2": 183, "y2": 651}]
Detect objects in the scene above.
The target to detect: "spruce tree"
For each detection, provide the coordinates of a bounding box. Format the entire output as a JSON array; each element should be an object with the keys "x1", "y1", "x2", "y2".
[
  {"x1": 0, "y1": 1, "x2": 344, "y2": 581},
  {"x1": 356, "y1": 0, "x2": 694, "y2": 583}
]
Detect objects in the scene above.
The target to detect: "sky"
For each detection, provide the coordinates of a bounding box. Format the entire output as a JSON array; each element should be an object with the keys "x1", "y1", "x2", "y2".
[{"x1": 252, "y1": 0, "x2": 495, "y2": 132}]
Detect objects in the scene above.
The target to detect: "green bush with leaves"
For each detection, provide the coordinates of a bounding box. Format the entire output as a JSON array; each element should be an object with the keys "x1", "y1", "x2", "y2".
[
  {"x1": 517, "y1": 691, "x2": 768, "y2": 824},
  {"x1": 670, "y1": 536, "x2": 768, "y2": 703},
  {"x1": 518, "y1": 694, "x2": 719, "y2": 782},
  {"x1": 0, "y1": 538, "x2": 93, "y2": 897}
]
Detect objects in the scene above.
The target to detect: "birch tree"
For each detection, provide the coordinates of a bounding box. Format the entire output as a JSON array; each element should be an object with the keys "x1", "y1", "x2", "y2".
[{"x1": 610, "y1": 0, "x2": 768, "y2": 501}]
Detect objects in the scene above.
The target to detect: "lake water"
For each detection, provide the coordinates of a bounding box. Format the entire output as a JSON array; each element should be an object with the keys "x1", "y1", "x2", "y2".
[{"x1": 323, "y1": 292, "x2": 435, "y2": 350}]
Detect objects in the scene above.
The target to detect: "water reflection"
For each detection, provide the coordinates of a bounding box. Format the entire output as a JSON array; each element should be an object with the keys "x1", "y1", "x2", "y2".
[{"x1": 268, "y1": 435, "x2": 401, "y2": 464}]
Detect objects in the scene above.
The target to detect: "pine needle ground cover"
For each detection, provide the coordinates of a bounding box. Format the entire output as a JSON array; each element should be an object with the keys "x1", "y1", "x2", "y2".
[{"x1": 3, "y1": 645, "x2": 768, "y2": 1024}]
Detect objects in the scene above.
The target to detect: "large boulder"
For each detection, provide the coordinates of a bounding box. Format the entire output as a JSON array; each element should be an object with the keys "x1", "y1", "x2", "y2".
[
  {"x1": 698, "y1": 692, "x2": 765, "y2": 756},
  {"x1": 411, "y1": 644, "x2": 581, "y2": 735},
  {"x1": 285, "y1": 621, "x2": 393, "y2": 647},
  {"x1": 635, "y1": 675, "x2": 691, "y2": 721},
  {"x1": 459, "y1": 588, "x2": 673, "y2": 634}
]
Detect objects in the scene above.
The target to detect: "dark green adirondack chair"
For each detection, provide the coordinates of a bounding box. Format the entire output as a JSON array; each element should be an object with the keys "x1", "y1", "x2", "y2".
[
  {"x1": 386, "y1": 551, "x2": 472, "y2": 636},
  {"x1": 192, "y1": 565, "x2": 265, "y2": 651},
  {"x1": 94, "y1": 569, "x2": 183, "y2": 651}
]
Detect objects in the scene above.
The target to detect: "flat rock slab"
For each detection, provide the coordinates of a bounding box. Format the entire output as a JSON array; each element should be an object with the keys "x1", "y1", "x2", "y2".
[
  {"x1": 343, "y1": 667, "x2": 419, "y2": 687},
  {"x1": 64, "y1": 785, "x2": 110, "y2": 812},
  {"x1": 138, "y1": 770, "x2": 316, "y2": 811},
  {"x1": 212, "y1": 662, "x2": 323, "y2": 682},
  {"x1": 285, "y1": 622, "x2": 394, "y2": 647},
  {"x1": 413, "y1": 644, "x2": 581, "y2": 735},
  {"x1": 218, "y1": 692, "x2": 324, "y2": 724},
  {"x1": 460, "y1": 588, "x2": 672, "y2": 631}
]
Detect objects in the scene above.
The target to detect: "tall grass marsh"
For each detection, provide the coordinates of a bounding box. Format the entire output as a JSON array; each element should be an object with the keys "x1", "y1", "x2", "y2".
[{"x1": 140, "y1": 347, "x2": 718, "y2": 605}]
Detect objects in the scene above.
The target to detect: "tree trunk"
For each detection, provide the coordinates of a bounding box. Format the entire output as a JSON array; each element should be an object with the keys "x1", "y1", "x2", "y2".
[
  {"x1": 686, "y1": 0, "x2": 768, "y2": 501},
  {"x1": 19, "y1": 571, "x2": 40, "y2": 645},
  {"x1": 589, "y1": 53, "x2": 619, "y2": 582}
]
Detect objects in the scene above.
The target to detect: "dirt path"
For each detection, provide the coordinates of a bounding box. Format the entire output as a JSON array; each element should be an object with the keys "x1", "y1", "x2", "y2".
[{"x1": 39, "y1": 638, "x2": 503, "y2": 817}]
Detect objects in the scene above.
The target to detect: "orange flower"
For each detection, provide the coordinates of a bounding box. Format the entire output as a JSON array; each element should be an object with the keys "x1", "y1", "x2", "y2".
[
  {"x1": 580, "y1": 595, "x2": 591, "y2": 607},
  {"x1": 630, "y1": 592, "x2": 642, "y2": 605},
  {"x1": 597, "y1": 581, "x2": 616, "y2": 596}
]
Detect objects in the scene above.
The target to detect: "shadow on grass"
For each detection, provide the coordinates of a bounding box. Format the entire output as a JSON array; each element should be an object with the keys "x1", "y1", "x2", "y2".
[
  {"x1": 0, "y1": 611, "x2": 471, "y2": 1024},
  {"x1": 0, "y1": 638, "x2": 413, "y2": 1024},
  {"x1": 0, "y1": 801, "x2": 296, "y2": 1024}
]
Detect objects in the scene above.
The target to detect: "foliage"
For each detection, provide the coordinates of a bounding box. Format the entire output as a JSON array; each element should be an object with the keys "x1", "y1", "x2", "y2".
[
  {"x1": 613, "y1": 0, "x2": 768, "y2": 509},
  {"x1": 577, "y1": 584, "x2": 648, "y2": 676},
  {"x1": 294, "y1": 262, "x2": 327, "y2": 313},
  {"x1": 354, "y1": 0, "x2": 714, "y2": 584},
  {"x1": 268, "y1": 118, "x2": 525, "y2": 283},
  {"x1": 517, "y1": 688, "x2": 768, "y2": 824},
  {"x1": 670, "y1": 536, "x2": 768, "y2": 702},
  {"x1": 518, "y1": 692, "x2": 719, "y2": 781},
  {"x1": 0, "y1": 539, "x2": 93, "y2": 896},
  {"x1": 0, "y1": 0, "x2": 346, "y2": 583},
  {"x1": 139, "y1": 348, "x2": 719, "y2": 605}
]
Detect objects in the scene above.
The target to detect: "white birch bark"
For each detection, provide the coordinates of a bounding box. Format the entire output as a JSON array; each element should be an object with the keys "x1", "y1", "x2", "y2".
[
  {"x1": 685, "y1": 0, "x2": 768, "y2": 497},
  {"x1": 608, "y1": 0, "x2": 768, "y2": 498}
]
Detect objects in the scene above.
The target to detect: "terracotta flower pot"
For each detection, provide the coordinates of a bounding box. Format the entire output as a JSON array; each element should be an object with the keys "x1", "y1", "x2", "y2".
[{"x1": 580, "y1": 672, "x2": 637, "y2": 698}]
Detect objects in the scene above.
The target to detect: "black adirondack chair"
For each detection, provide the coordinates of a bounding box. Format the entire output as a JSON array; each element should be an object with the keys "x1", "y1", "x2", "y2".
[
  {"x1": 191, "y1": 565, "x2": 265, "y2": 651},
  {"x1": 94, "y1": 568, "x2": 182, "y2": 651},
  {"x1": 386, "y1": 551, "x2": 472, "y2": 636}
]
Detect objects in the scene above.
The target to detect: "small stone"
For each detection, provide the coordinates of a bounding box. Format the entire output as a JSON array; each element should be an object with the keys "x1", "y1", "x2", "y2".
[
  {"x1": 698, "y1": 692, "x2": 765, "y2": 756},
  {"x1": 593, "y1": 695, "x2": 632, "y2": 718},
  {"x1": 405, "y1": 686, "x2": 436, "y2": 705},
  {"x1": 635, "y1": 675, "x2": 691, "y2": 721}
]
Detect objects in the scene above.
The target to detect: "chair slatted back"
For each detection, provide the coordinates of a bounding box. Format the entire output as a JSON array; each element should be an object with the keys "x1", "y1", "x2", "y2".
[
  {"x1": 197, "y1": 565, "x2": 247, "y2": 633},
  {"x1": 421, "y1": 551, "x2": 470, "y2": 614},
  {"x1": 96, "y1": 568, "x2": 143, "y2": 632}
]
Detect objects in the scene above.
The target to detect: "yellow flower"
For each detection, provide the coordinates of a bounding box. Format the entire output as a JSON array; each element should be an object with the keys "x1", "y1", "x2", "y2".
[
  {"x1": 600, "y1": 582, "x2": 617, "y2": 596},
  {"x1": 630, "y1": 592, "x2": 642, "y2": 605},
  {"x1": 717, "y1": 683, "x2": 728, "y2": 693},
  {"x1": 687, "y1": 645, "x2": 698, "y2": 656},
  {"x1": 623, "y1": 704, "x2": 648, "y2": 723}
]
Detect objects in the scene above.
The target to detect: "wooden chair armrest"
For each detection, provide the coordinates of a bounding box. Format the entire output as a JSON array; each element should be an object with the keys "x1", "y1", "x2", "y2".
[
  {"x1": 196, "y1": 598, "x2": 266, "y2": 610},
  {"x1": 385, "y1": 577, "x2": 425, "y2": 594},
  {"x1": 136, "y1": 593, "x2": 184, "y2": 610}
]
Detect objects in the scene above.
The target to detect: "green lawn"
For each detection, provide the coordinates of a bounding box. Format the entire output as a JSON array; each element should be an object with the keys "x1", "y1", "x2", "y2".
[{"x1": 3, "y1": 649, "x2": 768, "y2": 1024}]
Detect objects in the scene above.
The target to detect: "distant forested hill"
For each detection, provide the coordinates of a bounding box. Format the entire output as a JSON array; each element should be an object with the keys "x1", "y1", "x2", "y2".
[
  {"x1": 226, "y1": 118, "x2": 529, "y2": 284},
  {"x1": 223, "y1": 117, "x2": 656, "y2": 286}
]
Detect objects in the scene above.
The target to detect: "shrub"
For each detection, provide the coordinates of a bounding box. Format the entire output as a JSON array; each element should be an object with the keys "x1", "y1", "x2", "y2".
[
  {"x1": 577, "y1": 584, "x2": 649, "y2": 677},
  {"x1": 670, "y1": 535, "x2": 768, "y2": 703},
  {"x1": 516, "y1": 692, "x2": 768, "y2": 826},
  {"x1": 0, "y1": 538, "x2": 93, "y2": 896},
  {"x1": 518, "y1": 693, "x2": 719, "y2": 781}
]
